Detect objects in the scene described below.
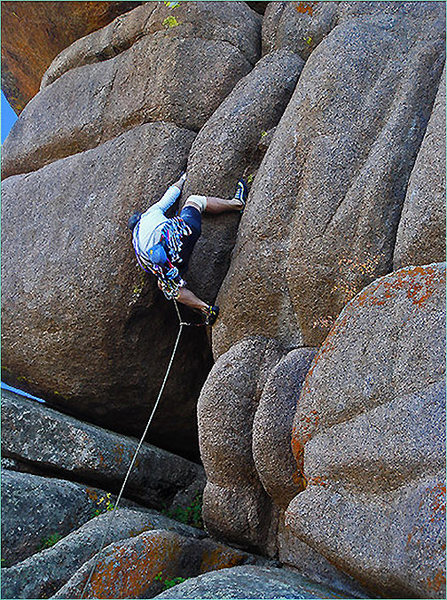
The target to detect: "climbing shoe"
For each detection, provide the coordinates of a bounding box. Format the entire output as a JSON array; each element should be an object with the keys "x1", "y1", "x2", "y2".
[
  {"x1": 233, "y1": 179, "x2": 248, "y2": 211},
  {"x1": 204, "y1": 305, "x2": 219, "y2": 326}
]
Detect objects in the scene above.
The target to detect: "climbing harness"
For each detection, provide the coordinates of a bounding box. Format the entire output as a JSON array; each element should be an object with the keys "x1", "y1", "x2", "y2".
[
  {"x1": 132, "y1": 216, "x2": 192, "y2": 300},
  {"x1": 80, "y1": 300, "x2": 203, "y2": 599}
]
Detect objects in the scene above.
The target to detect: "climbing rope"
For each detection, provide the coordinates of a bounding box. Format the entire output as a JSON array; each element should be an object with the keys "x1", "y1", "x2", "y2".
[{"x1": 80, "y1": 300, "x2": 197, "y2": 599}]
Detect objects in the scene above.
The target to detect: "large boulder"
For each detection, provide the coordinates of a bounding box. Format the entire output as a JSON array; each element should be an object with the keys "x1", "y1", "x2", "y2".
[
  {"x1": 1, "y1": 122, "x2": 212, "y2": 457},
  {"x1": 153, "y1": 564, "x2": 369, "y2": 599},
  {"x1": 394, "y1": 65, "x2": 446, "y2": 269},
  {"x1": 0, "y1": 1, "x2": 141, "y2": 113},
  {"x1": 1, "y1": 1, "x2": 261, "y2": 178},
  {"x1": 252, "y1": 348, "x2": 318, "y2": 510},
  {"x1": 198, "y1": 337, "x2": 286, "y2": 552},
  {"x1": 52, "y1": 529, "x2": 257, "y2": 599},
  {"x1": 183, "y1": 48, "x2": 304, "y2": 302},
  {"x1": 1, "y1": 470, "x2": 121, "y2": 566},
  {"x1": 287, "y1": 263, "x2": 446, "y2": 599},
  {"x1": 41, "y1": 2, "x2": 260, "y2": 90},
  {"x1": 214, "y1": 1, "x2": 446, "y2": 355},
  {"x1": 1, "y1": 391, "x2": 205, "y2": 509},
  {"x1": 1, "y1": 508, "x2": 204, "y2": 600},
  {"x1": 262, "y1": 0, "x2": 339, "y2": 60}
]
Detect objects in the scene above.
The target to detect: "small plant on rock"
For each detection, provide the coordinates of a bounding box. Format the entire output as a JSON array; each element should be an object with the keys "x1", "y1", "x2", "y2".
[
  {"x1": 162, "y1": 492, "x2": 203, "y2": 529},
  {"x1": 154, "y1": 572, "x2": 187, "y2": 590},
  {"x1": 163, "y1": 577, "x2": 187, "y2": 590},
  {"x1": 39, "y1": 532, "x2": 63, "y2": 550},
  {"x1": 93, "y1": 492, "x2": 115, "y2": 517}
]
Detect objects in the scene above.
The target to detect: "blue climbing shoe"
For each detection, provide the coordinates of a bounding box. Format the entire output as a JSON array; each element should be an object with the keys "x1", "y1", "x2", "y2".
[
  {"x1": 204, "y1": 305, "x2": 219, "y2": 326},
  {"x1": 233, "y1": 179, "x2": 248, "y2": 211}
]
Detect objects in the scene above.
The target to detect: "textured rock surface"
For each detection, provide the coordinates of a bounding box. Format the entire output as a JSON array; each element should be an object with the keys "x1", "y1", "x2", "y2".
[
  {"x1": 41, "y1": 2, "x2": 261, "y2": 90},
  {"x1": 1, "y1": 2, "x2": 261, "y2": 178},
  {"x1": 262, "y1": 0, "x2": 339, "y2": 59},
  {"x1": 1, "y1": 470, "x2": 117, "y2": 566},
  {"x1": 1, "y1": 391, "x2": 205, "y2": 509},
  {"x1": 52, "y1": 529, "x2": 256, "y2": 599},
  {"x1": 0, "y1": 1, "x2": 141, "y2": 113},
  {"x1": 153, "y1": 564, "x2": 367, "y2": 599},
  {"x1": 1, "y1": 508, "x2": 204, "y2": 600},
  {"x1": 275, "y1": 516, "x2": 371, "y2": 599},
  {"x1": 252, "y1": 348, "x2": 318, "y2": 509},
  {"x1": 183, "y1": 48, "x2": 304, "y2": 303},
  {"x1": 394, "y1": 66, "x2": 446, "y2": 268},
  {"x1": 1, "y1": 122, "x2": 211, "y2": 458},
  {"x1": 198, "y1": 337, "x2": 286, "y2": 551},
  {"x1": 214, "y1": 1, "x2": 445, "y2": 354},
  {"x1": 287, "y1": 263, "x2": 446, "y2": 599}
]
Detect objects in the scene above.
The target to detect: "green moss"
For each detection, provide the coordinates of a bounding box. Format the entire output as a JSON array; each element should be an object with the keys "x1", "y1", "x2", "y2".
[
  {"x1": 162, "y1": 493, "x2": 203, "y2": 529},
  {"x1": 39, "y1": 532, "x2": 63, "y2": 550}
]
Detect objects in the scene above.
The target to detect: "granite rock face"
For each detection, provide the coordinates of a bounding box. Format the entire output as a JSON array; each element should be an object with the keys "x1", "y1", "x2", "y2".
[
  {"x1": 1, "y1": 470, "x2": 110, "y2": 566},
  {"x1": 262, "y1": 0, "x2": 339, "y2": 60},
  {"x1": 198, "y1": 337, "x2": 286, "y2": 552},
  {"x1": 1, "y1": 391, "x2": 205, "y2": 509},
  {"x1": 183, "y1": 48, "x2": 304, "y2": 303},
  {"x1": 195, "y1": 6, "x2": 446, "y2": 593},
  {"x1": 214, "y1": 1, "x2": 445, "y2": 354},
  {"x1": 52, "y1": 529, "x2": 255, "y2": 599},
  {"x1": 2, "y1": 2, "x2": 446, "y2": 598},
  {"x1": 1, "y1": 1, "x2": 141, "y2": 113},
  {"x1": 1, "y1": 508, "x2": 204, "y2": 600},
  {"x1": 1, "y1": 122, "x2": 211, "y2": 457},
  {"x1": 394, "y1": 66, "x2": 446, "y2": 269},
  {"x1": 1, "y1": 2, "x2": 261, "y2": 178},
  {"x1": 153, "y1": 564, "x2": 368, "y2": 599},
  {"x1": 1, "y1": 1, "x2": 265, "y2": 458},
  {"x1": 287, "y1": 263, "x2": 446, "y2": 599},
  {"x1": 252, "y1": 348, "x2": 318, "y2": 510}
]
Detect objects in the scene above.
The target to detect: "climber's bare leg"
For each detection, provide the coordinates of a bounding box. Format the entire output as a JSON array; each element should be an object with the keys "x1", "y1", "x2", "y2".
[{"x1": 184, "y1": 197, "x2": 243, "y2": 215}]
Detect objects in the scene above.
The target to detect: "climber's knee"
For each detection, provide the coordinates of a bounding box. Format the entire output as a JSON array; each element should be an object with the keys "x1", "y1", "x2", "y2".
[{"x1": 185, "y1": 195, "x2": 207, "y2": 213}]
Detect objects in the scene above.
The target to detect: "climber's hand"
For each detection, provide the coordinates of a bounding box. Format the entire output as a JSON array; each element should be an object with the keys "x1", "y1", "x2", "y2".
[{"x1": 174, "y1": 173, "x2": 186, "y2": 190}]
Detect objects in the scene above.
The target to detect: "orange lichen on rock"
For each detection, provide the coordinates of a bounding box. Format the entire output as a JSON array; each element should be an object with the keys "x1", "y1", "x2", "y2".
[
  {"x1": 290, "y1": 430, "x2": 305, "y2": 471},
  {"x1": 295, "y1": 1, "x2": 318, "y2": 16},
  {"x1": 427, "y1": 483, "x2": 446, "y2": 524},
  {"x1": 353, "y1": 265, "x2": 445, "y2": 310},
  {"x1": 85, "y1": 487, "x2": 99, "y2": 502},
  {"x1": 86, "y1": 531, "x2": 182, "y2": 599},
  {"x1": 426, "y1": 569, "x2": 446, "y2": 593},
  {"x1": 200, "y1": 545, "x2": 247, "y2": 574},
  {"x1": 308, "y1": 476, "x2": 328, "y2": 488},
  {"x1": 292, "y1": 469, "x2": 307, "y2": 490}
]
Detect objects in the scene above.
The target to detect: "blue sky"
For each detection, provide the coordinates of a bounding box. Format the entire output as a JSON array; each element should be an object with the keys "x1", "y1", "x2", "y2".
[{"x1": 1, "y1": 91, "x2": 18, "y2": 144}]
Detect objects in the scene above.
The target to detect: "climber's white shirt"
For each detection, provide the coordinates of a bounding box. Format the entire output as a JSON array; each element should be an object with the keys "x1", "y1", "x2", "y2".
[{"x1": 133, "y1": 185, "x2": 181, "y2": 254}]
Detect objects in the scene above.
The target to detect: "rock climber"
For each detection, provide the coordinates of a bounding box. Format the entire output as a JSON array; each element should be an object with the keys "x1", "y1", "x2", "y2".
[{"x1": 128, "y1": 173, "x2": 247, "y2": 325}]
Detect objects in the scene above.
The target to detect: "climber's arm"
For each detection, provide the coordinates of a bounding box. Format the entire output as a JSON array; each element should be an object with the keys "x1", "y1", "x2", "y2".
[
  {"x1": 156, "y1": 280, "x2": 207, "y2": 312},
  {"x1": 154, "y1": 174, "x2": 187, "y2": 214}
]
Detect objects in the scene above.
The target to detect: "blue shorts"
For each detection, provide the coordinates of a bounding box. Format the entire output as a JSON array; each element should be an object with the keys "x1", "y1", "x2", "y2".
[{"x1": 176, "y1": 205, "x2": 202, "y2": 274}]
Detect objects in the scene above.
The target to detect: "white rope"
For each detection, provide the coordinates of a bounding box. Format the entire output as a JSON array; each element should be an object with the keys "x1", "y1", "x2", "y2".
[{"x1": 80, "y1": 301, "x2": 186, "y2": 599}]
